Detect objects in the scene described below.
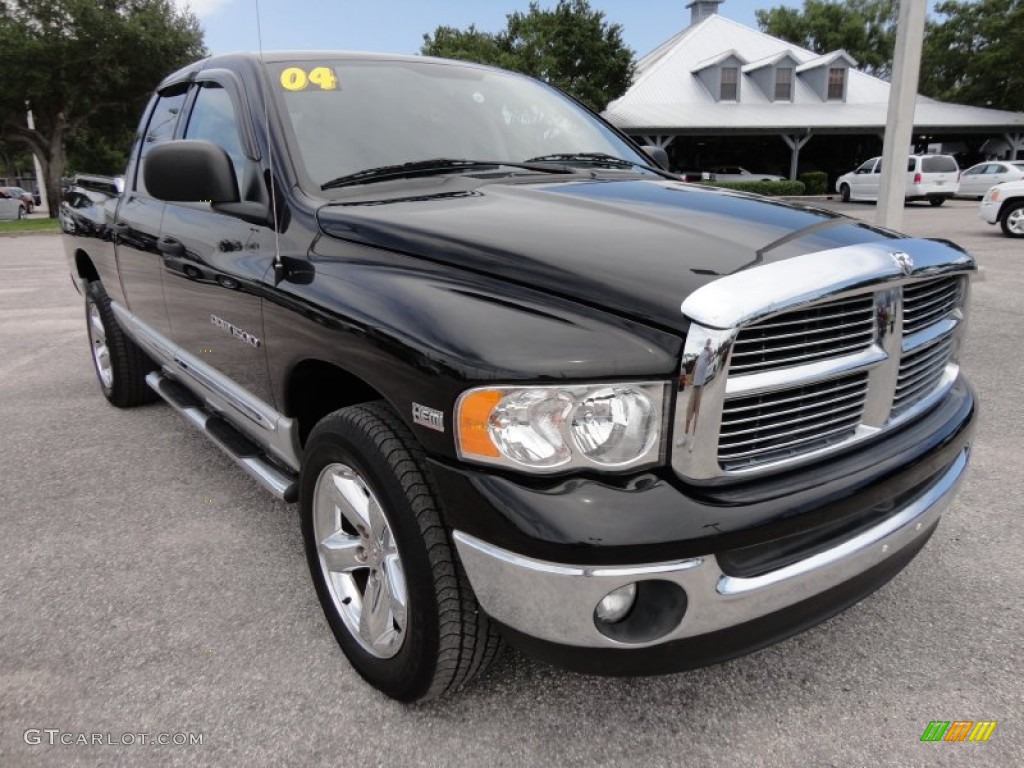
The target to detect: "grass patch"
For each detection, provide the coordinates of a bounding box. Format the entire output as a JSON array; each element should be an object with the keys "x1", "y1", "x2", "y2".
[{"x1": 0, "y1": 217, "x2": 60, "y2": 234}]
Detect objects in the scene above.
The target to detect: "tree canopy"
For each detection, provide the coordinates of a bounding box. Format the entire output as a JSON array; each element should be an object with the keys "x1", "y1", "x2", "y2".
[
  {"x1": 756, "y1": 0, "x2": 898, "y2": 79},
  {"x1": 920, "y1": 0, "x2": 1024, "y2": 112},
  {"x1": 0, "y1": 0, "x2": 205, "y2": 214},
  {"x1": 421, "y1": 0, "x2": 634, "y2": 112}
]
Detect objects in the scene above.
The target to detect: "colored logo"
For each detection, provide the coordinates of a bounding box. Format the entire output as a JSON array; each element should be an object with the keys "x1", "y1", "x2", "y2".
[{"x1": 920, "y1": 720, "x2": 997, "y2": 742}]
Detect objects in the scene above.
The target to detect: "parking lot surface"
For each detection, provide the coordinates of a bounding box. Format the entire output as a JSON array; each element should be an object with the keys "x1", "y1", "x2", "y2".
[{"x1": 1, "y1": 199, "x2": 1021, "y2": 767}]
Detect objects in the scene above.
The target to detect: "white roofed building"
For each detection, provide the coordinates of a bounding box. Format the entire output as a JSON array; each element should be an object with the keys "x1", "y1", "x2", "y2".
[{"x1": 603, "y1": 1, "x2": 1024, "y2": 181}]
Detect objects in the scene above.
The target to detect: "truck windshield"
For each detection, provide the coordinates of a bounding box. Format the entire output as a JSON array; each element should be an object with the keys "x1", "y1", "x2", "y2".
[{"x1": 269, "y1": 58, "x2": 653, "y2": 190}]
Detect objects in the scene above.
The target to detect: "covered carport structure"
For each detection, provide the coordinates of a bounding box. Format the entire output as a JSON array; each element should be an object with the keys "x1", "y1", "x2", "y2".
[{"x1": 603, "y1": 3, "x2": 1024, "y2": 182}]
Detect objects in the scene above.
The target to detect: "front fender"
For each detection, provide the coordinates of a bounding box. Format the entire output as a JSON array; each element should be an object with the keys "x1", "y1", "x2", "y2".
[{"x1": 262, "y1": 238, "x2": 681, "y2": 460}]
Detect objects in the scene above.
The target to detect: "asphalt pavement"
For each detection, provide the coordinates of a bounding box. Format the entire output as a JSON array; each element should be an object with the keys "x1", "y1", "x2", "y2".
[{"x1": 1, "y1": 199, "x2": 1021, "y2": 767}]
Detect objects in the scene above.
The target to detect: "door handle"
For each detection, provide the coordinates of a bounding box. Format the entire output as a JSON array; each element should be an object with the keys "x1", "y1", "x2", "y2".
[
  {"x1": 157, "y1": 236, "x2": 185, "y2": 258},
  {"x1": 112, "y1": 222, "x2": 131, "y2": 235}
]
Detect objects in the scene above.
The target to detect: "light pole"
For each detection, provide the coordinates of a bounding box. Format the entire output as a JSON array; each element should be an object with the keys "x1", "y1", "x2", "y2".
[
  {"x1": 876, "y1": 0, "x2": 927, "y2": 231},
  {"x1": 25, "y1": 106, "x2": 48, "y2": 215}
]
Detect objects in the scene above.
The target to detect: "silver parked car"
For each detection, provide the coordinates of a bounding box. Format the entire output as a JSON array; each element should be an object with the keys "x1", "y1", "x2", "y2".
[
  {"x1": 957, "y1": 161, "x2": 1024, "y2": 199},
  {"x1": 0, "y1": 189, "x2": 27, "y2": 220}
]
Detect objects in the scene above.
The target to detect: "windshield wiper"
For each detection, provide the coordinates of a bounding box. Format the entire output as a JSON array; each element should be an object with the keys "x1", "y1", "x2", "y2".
[
  {"x1": 321, "y1": 158, "x2": 572, "y2": 190},
  {"x1": 524, "y1": 152, "x2": 653, "y2": 170}
]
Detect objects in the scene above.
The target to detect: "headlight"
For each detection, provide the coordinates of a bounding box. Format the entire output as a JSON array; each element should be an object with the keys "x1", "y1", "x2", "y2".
[{"x1": 456, "y1": 382, "x2": 667, "y2": 473}]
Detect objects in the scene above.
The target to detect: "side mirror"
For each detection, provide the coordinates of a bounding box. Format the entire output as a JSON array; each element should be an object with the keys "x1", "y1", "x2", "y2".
[
  {"x1": 145, "y1": 140, "x2": 240, "y2": 203},
  {"x1": 640, "y1": 145, "x2": 670, "y2": 171},
  {"x1": 144, "y1": 140, "x2": 273, "y2": 227}
]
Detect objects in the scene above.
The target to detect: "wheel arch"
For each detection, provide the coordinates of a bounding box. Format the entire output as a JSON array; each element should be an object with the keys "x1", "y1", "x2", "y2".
[
  {"x1": 999, "y1": 196, "x2": 1024, "y2": 220},
  {"x1": 284, "y1": 358, "x2": 386, "y2": 447},
  {"x1": 74, "y1": 248, "x2": 101, "y2": 283}
]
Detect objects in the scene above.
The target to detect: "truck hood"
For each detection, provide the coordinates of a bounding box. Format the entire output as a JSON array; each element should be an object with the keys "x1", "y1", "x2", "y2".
[{"x1": 317, "y1": 177, "x2": 900, "y2": 330}]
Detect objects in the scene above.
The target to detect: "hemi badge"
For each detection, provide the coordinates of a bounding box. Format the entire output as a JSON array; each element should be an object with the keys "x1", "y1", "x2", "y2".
[{"x1": 412, "y1": 403, "x2": 445, "y2": 433}]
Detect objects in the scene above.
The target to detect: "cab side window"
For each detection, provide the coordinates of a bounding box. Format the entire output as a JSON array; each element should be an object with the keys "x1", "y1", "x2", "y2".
[
  {"x1": 135, "y1": 86, "x2": 187, "y2": 194},
  {"x1": 184, "y1": 83, "x2": 246, "y2": 199}
]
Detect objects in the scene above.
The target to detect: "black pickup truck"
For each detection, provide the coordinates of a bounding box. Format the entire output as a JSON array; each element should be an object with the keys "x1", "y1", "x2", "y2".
[{"x1": 63, "y1": 52, "x2": 976, "y2": 702}]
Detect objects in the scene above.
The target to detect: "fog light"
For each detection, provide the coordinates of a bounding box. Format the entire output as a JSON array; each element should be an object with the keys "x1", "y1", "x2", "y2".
[{"x1": 595, "y1": 583, "x2": 637, "y2": 623}]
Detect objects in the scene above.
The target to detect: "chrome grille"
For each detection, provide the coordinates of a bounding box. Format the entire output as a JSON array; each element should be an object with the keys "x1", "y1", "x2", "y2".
[
  {"x1": 902, "y1": 276, "x2": 962, "y2": 335},
  {"x1": 729, "y1": 295, "x2": 875, "y2": 374},
  {"x1": 673, "y1": 240, "x2": 974, "y2": 482},
  {"x1": 718, "y1": 373, "x2": 868, "y2": 468},
  {"x1": 892, "y1": 333, "x2": 954, "y2": 416}
]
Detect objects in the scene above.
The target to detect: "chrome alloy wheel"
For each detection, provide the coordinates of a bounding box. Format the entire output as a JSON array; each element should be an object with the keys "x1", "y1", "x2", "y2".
[
  {"x1": 1006, "y1": 206, "x2": 1024, "y2": 235},
  {"x1": 87, "y1": 299, "x2": 113, "y2": 389},
  {"x1": 313, "y1": 462, "x2": 408, "y2": 659}
]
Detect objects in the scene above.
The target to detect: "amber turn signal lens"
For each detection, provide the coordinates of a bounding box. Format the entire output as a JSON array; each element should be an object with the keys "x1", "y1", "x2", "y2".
[{"x1": 457, "y1": 389, "x2": 502, "y2": 457}]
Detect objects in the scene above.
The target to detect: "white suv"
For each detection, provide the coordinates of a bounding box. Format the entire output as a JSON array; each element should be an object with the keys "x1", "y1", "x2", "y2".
[
  {"x1": 979, "y1": 180, "x2": 1024, "y2": 237},
  {"x1": 836, "y1": 154, "x2": 959, "y2": 206}
]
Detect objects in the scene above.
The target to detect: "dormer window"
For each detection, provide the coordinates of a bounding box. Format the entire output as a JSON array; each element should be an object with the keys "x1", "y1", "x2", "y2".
[
  {"x1": 827, "y1": 67, "x2": 846, "y2": 100},
  {"x1": 741, "y1": 50, "x2": 798, "y2": 102},
  {"x1": 794, "y1": 51, "x2": 856, "y2": 102},
  {"x1": 692, "y1": 51, "x2": 749, "y2": 103},
  {"x1": 774, "y1": 68, "x2": 793, "y2": 101},
  {"x1": 692, "y1": 50, "x2": 746, "y2": 103},
  {"x1": 721, "y1": 67, "x2": 738, "y2": 100}
]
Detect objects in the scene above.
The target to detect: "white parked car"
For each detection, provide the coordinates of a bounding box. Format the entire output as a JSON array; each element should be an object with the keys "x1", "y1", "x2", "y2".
[
  {"x1": 957, "y1": 160, "x2": 1024, "y2": 199},
  {"x1": 708, "y1": 166, "x2": 785, "y2": 182},
  {"x1": 979, "y1": 180, "x2": 1024, "y2": 237},
  {"x1": 836, "y1": 154, "x2": 959, "y2": 206}
]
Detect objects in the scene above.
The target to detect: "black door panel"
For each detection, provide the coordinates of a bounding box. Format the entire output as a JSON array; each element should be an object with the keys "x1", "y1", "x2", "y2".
[
  {"x1": 159, "y1": 79, "x2": 276, "y2": 406},
  {"x1": 114, "y1": 193, "x2": 173, "y2": 338},
  {"x1": 160, "y1": 204, "x2": 276, "y2": 404}
]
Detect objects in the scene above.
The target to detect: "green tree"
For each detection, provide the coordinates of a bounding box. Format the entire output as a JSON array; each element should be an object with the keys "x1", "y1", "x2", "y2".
[
  {"x1": 0, "y1": 141, "x2": 36, "y2": 183},
  {"x1": 419, "y1": 24, "x2": 514, "y2": 69},
  {"x1": 422, "y1": 0, "x2": 634, "y2": 112},
  {"x1": 756, "y1": 0, "x2": 898, "y2": 79},
  {"x1": 920, "y1": 0, "x2": 1024, "y2": 111},
  {"x1": 0, "y1": 0, "x2": 205, "y2": 215}
]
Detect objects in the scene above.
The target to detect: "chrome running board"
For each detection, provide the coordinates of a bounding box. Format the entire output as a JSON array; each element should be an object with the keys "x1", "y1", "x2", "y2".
[{"x1": 146, "y1": 371, "x2": 298, "y2": 502}]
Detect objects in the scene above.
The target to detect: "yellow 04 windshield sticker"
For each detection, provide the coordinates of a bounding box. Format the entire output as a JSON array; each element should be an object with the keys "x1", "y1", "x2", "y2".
[{"x1": 280, "y1": 66, "x2": 338, "y2": 91}]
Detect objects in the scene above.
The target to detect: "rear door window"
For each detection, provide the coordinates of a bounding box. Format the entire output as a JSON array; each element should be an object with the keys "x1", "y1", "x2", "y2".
[{"x1": 135, "y1": 86, "x2": 187, "y2": 193}]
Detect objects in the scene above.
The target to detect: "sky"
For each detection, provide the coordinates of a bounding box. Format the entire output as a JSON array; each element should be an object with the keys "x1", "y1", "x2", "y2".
[{"x1": 179, "y1": 0, "x2": 806, "y2": 61}]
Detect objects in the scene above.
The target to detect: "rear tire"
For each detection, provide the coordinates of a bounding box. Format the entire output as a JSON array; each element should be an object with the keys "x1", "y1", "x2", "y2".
[
  {"x1": 929, "y1": 197, "x2": 946, "y2": 207},
  {"x1": 301, "y1": 402, "x2": 502, "y2": 702},
  {"x1": 840, "y1": 184, "x2": 851, "y2": 203},
  {"x1": 84, "y1": 281, "x2": 158, "y2": 407},
  {"x1": 1000, "y1": 201, "x2": 1024, "y2": 237}
]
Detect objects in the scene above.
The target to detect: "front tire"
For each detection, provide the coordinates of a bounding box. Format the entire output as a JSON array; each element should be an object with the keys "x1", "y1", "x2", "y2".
[
  {"x1": 301, "y1": 402, "x2": 502, "y2": 701},
  {"x1": 1000, "y1": 201, "x2": 1024, "y2": 237},
  {"x1": 840, "y1": 184, "x2": 851, "y2": 203},
  {"x1": 84, "y1": 281, "x2": 158, "y2": 407}
]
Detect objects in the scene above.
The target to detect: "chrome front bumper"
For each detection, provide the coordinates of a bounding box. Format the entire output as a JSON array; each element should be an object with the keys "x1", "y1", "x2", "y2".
[{"x1": 454, "y1": 447, "x2": 969, "y2": 650}]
